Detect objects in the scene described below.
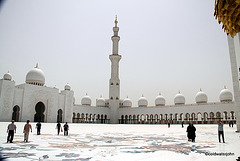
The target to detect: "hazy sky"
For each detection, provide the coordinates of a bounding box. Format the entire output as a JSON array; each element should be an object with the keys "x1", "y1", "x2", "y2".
[{"x1": 0, "y1": 0, "x2": 233, "y2": 106}]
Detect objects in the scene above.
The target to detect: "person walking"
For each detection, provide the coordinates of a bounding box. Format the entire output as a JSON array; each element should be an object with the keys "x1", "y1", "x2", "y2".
[
  {"x1": 186, "y1": 123, "x2": 196, "y2": 142},
  {"x1": 168, "y1": 122, "x2": 170, "y2": 128},
  {"x1": 217, "y1": 120, "x2": 225, "y2": 143},
  {"x1": 36, "y1": 122, "x2": 41, "y2": 135},
  {"x1": 23, "y1": 120, "x2": 32, "y2": 142},
  {"x1": 63, "y1": 122, "x2": 69, "y2": 136},
  {"x1": 7, "y1": 120, "x2": 17, "y2": 143},
  {"x1": 56, "y1": 121, "x2": 62, "y2": 135},
  {"x1": 182, "y1": 121, "x2": 184, "y2": 128}
]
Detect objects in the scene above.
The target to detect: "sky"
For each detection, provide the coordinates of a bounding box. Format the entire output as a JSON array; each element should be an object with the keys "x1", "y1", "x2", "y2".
[{"x1": 0, "y1": 0, "x2": 233, "y2": 107}]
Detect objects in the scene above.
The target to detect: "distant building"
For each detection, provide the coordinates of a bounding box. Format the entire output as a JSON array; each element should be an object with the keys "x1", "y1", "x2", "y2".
[{"x1": 0, "y1": 18, "x2": 237, "y2": 124}]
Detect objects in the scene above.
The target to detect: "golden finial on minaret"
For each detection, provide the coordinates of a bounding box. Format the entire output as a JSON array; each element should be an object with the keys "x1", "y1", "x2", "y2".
[
  {"x1": 86, "y1": 93, "x2": 88, "y2": 96},
  {"x1": 159, "y1": 92, "x2": 161, "y2": 95},
  {"x1": 200, "y1": 88, "x2": 202, "y2": 92},
  {"x1": 115, "y1": 15, "x2": 118, "y2": 24},
  {"x1": 178, "y1": 90, "x2": 181, "y2": 94},
  {"x1": 224, "y1": 85, "x2": 227, "y2": 89},
  {"x1": 127, "y1": 96, "x2": 128, "y2": 98},
  {"x1": 35, "y1": 63, "x2": 39, "y2": 68},
  {"x1": 142, "y1": 94, "x2": 144, "y2": 97},
  {"x1": 100, "y1": 95, "x2": 102, "y2": 98}
]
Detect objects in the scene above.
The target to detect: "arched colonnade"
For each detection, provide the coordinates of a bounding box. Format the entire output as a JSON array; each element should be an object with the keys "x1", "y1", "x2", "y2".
[{"x1": 119, "y1": 111, "x2": 236, "y2": 124}]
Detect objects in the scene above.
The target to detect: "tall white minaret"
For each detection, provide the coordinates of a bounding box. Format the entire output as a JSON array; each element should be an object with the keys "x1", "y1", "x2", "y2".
[{"x1": 109, "y1": 16, "x2": 121, "y2": 124}]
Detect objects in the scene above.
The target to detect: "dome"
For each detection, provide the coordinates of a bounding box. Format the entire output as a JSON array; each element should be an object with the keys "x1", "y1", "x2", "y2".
[
  {"x1": 155, "y1": 93, "x2": 166, "y2": 106},
  {"x1": 195, "y1": 89, "x2": 208, "y2": 103},
  {"x1": 174, "y1": 91, "x2": 185, "y2": 105},
  {"x1": 3, "y1": 72, "x2": 12, "y2": 81},
  {"x1": 123, "y1": 96, "x2": 132, "y2": 107},
  {"x1": 26, "y1": 64, "x2": 45, "y2": 86},
  {"x1": 138, "y1": 95, "x2": 148, "y2": 107},
  {"x1": 81, "y1": 93, "x2": 92, "y2": 106},
  {"x1": 219, "y1": 86, "x2": 233, "y2": 102},
  {"x1": 64, "y1": 83, "x2": 71, "y2": 90},
  {"x1": 96, "y1": 95, "x2": 105, "y2": 107}
]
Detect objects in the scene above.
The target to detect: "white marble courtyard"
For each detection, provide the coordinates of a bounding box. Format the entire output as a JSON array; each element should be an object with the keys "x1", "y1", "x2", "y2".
[{"x1": 0, "y1": 122, "x2": 239, "y2": 161}]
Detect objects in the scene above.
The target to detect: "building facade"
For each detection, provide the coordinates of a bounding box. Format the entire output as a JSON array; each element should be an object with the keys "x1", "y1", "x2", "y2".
[{"x1": 0, "y1": 19, "x2": 237, "y2": 124}]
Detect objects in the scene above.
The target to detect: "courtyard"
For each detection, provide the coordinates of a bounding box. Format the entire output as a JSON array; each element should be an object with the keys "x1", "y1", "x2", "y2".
[{"x1": 0, "y1": 122, "x2": 239, "y2": 161}]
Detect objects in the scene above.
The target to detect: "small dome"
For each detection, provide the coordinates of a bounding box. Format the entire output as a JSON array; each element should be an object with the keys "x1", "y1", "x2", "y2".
[
  {"x1": 219, "y1": 86, "x2": 233, "y2": 102},
  {"x1": 123, "y1": 96, "x2": 132, "y2": 107},
  {"x1": 64, "y1": 83, "x2": 71, "y2": 90},
  {"x1": 3, "y1": 72, "x2": 12, "y2": 81},
  {"x1": 96, "y1": 95, "x2": 105, "y2": 107},
  {"x1": 155, "y1": 93, "x2": 166, "y2": 106},
  {"x1": 195, "y1": 89, "x2": 208, "y2": 103},
  {"x1": 81, "y1": 93, "x2": 92, "y2": 106},
  {"x1": 26, "y1": 64, "x2": 45, "y2": 86},
  {"x1": 174, "y1": 91, "x2": 185, "y2": 105},
  {"x1": 138, "y1": 95, "x2": 148, "y2": 107}
]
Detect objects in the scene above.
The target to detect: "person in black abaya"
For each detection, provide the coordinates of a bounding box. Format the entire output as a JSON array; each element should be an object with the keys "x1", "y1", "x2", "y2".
[{"x1": 186, "y1": 123, "x2": 196, "y2": 142}]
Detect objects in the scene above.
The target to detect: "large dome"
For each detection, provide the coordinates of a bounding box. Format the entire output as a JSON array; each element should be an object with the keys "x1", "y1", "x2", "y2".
[
  {"x1": 174, "y1": 91, "x2": 185, "y2": 105},
  {"x1": 138, "y1": 95, "x2": 148, "y2": 107},
  {"x1": 3, "y1": 72, "x2": 12, "y2": 81},
  {"x1": 219, "y1": 86, "x2": 233, "y2": 102},
  {"x1": 123, "y1": 96, "x2": 132, "y2": 107},
  {"x1": 96, "y1": 95, "x2": 105, "y2": 107},
  {"x1": 155, "y1": 93, "x2": 166, "y2": 106},
  {"x1": 195, "y1": 89, "x2": 208, "y2": 103},
  {"x1": 81, "y1": 94, "x2": 92, "y2": 106},
  {"x1": 26, "y1": 64, "x2": 45, "y2": 86}
]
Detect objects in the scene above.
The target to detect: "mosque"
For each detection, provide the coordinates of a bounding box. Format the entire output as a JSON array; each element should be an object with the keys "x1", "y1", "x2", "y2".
[{"x1": 0, "y1": 18, "x2": 238, "y2": 125}]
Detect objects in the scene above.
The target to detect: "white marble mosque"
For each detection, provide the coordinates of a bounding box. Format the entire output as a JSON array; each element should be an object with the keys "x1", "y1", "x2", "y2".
[{"x1": 0, "y1": 18, "x2": 240, "y2": 128}]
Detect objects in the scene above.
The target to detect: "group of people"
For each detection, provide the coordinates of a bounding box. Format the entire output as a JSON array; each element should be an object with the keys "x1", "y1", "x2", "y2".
[
  {"x1": 229, "y1": 121, "x2": 234, "y2": 127},
  {"x1": 7, "y1": 120, "x2": 70, "y2": 143},
  {"x1": 7, "y1": 120, "x2": 32, "y2": 143},
  {"x1": 56, "y1": 121, "x2": 69, "y2": 136},
  {"x1": 7, "y1": 120, "x2": 228, "y2": 143},
  {"x1": 186, "y1": 120, "x2": 226, "y2": 143}
]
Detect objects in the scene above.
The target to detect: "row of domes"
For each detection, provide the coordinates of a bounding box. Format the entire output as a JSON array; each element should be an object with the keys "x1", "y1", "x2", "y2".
[
  {"x1": 3, "y1": 67, "x2": 233, "y2": 107},
  {"x1": 3, "y1": 67, "x2": 45, "y2": 85},
  {"x1": 79, "y1": 88, "x2": 233, "y2": 107},
  {"x1": 2, "y1": 65, "x2": 46, "y2": 86},
  {"x1": 136, "y1": 88, "x2": 232, "y2": 107}
]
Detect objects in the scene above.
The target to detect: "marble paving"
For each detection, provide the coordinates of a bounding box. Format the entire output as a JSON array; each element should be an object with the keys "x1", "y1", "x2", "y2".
[{"x1": 0, "y1": 123, "x2": 239, "y2": 161}]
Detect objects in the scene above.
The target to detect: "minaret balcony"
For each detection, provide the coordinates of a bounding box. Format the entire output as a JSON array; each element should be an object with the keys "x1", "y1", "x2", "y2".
[{"x1": 111, "y1": 36, "x2": 120, "y2": 40}]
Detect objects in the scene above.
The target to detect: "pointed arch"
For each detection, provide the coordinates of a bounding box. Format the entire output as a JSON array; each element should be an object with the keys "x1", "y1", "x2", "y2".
[
  {"x1": 129, "y1": 115, "x2": 132, "y2": 124},
  {"x1": 12, "y1": 105, "x2": 20, "y2": 122},
  {"x1": 34, "y1": 102, "x2": 45, "y2": 122},
  {"x1": 57, "y1": 109, "x2": 63, "y2": 123},
  {"x1": 230, "y1": 111, "x2": 235, "y2": 120},
  {"x1": 203, "y1": 112, "x2": 208, "y2": 122},
  {"x1": 121, "y1": 115, "x2": 124, "y2": 124},
  {"x1": 72, "y1": 112, "x2": 76, "y2": 123},
  {"x1": 101, "y1": 114, "x2": 104, "y2": 123},
  {"x1": 77, "y1": 113, "x2": 80, "y2": 123},
  {"x1": 185, "y1": 113, "x2": 190, "y2": 122},
  {"x1": 216, "y1": 112, "x2": 221, "y2": 120},
  {"x1": 191, "y1": 113, "x2": 196, "y2": 121}
]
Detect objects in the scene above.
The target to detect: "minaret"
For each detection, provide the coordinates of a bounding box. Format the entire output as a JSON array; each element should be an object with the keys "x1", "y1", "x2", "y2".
[{"x1": 109, "y1": 16, "x2": 122, "y2": 124}]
